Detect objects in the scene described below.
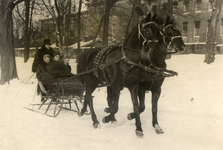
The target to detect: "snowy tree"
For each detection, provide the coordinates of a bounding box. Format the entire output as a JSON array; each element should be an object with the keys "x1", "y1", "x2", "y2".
[
  {"x1": 204, "y1": 0, "x2": 223, "y2": 64},
  {"x1": 0, "y1": 0, "x2": 25, "y2": 84}
]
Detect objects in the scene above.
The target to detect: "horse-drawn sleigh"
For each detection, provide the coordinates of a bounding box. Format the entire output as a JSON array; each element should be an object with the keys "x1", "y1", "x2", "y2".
[
  {"x1": 25, "y1": 74, "x2": 89, "y2": 117},
  {"x1": 25, "y1": 10, "x2": 185, "y2": 137}
]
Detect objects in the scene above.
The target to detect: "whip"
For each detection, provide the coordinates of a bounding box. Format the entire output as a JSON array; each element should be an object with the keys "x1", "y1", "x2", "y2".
[{"x1": 14, "y1": 73, "x2": 35, "y2": 100}]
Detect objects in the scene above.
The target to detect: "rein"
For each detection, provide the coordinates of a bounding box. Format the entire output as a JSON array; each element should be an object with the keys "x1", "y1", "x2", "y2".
[
  {"x1": 98, "y1": 45, "x2": 177, "y2": 77},
  {"x1": 120, "y1": 46, "x2": 178, "y2": 81}
]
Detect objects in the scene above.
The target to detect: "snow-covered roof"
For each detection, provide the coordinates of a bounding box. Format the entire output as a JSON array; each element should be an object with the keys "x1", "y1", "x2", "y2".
[{"x1": 69, "y1": 38, "x2": 102, "y2": 49}]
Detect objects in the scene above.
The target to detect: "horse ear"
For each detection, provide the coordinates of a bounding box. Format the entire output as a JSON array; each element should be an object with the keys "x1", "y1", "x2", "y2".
[
  {"x1": 151, "y1": 13, "x2": 156, "y2": 21},
  {"x1": 145, "y1": 13, "x2": 151, "y2": 22},
  {"x1": 165, "y1": 16, "x2": 170, "y2": 25}
]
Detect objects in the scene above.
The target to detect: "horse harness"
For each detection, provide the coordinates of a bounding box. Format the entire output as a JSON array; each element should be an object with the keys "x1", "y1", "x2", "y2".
[
  {"x1": 92, "y1": 45, "x2": 178, "y2": 87},
  {"x1": 160, "y1": 24, "x2": 182, "y2": 53},
  {"x1": 92, "y1": 21, "x2": 179, "y2": 86}
]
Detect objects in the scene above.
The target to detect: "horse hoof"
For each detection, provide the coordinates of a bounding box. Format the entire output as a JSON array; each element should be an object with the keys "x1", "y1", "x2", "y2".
[
  {"x1": 93, "y1": 122, "x2": 100, "y2": 128},
  {"x1": 104, "y1": 107, "x2": 110, "y2": 113},
  {"x1": 102, "y1": 117, "x2": 110, "y2": 123},
  {"x1": 127, "y1": 113, "x2": 133, "y2": 120},
  {"x1": 135, "y1": 130, "x2": 144, "y2": 137},
  {"x1": 155, "y1": 124, "x2": 164, "y2": 134},
  {"x1": 78, "y1": 111, "x2": 83, "y2": 117},
  {"x1": 111, "y1": 120, "x2": 117, "y2": 125}
]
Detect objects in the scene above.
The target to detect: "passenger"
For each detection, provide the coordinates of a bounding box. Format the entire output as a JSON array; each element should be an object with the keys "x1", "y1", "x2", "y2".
[
  {"x1": 32, "y1": 39, "x2": 54, "y2": 73},
  {"x1": 36, "y1": 54, "x2": 55, "y2": 98},
  {"x1": 46, "y1": 51, "x2": 71, "y2": 76},
  {"x1": 61, "y1": 55, "x2": 71, "y2": 73}
]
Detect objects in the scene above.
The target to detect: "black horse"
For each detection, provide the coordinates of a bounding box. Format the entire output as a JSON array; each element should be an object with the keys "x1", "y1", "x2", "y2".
[
  {"x1": 77, "y1": 13, "x2": 160, "y2": 136},
  {"x1": 126, "y1": 16, "x2": 185, "y2": 134}
]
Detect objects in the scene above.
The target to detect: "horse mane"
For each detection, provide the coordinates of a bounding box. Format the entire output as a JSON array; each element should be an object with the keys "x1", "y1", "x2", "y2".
[{"x1": 123, "y1": 22, "x2": 141, "y2": 46}]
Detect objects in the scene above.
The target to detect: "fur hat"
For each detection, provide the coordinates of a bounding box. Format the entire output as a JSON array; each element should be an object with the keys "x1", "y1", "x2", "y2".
[
  {"x1": 43, "y1": 39, "x2": 51, "y2": 45},
  {"x1": 53, "y1": 51, "x2": 60, "y2": 57}
]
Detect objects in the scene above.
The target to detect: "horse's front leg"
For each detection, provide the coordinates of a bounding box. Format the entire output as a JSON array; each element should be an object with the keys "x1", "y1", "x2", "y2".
[
  {"x1": 127, "y1": 85, "x2": 146, "y2": 120},
  {"x1": 129, "y1": 86, "x2": 144, "y2": 137},
  {"x1": 102, "y1": 86, "x2": 121, "y2": 124},
  {"x1": 151, "y1": 87, "x2": 164, "y2": 134}
]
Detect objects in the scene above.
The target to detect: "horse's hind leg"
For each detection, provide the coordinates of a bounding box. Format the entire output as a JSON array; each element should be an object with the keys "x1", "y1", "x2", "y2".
[
  {"x1": 87, "y1": 90, "x2": 100, "y2": 128},
  {"x1": 79, "y1": 78, "x2": 99, "y2": 128},
  {"x1": 151, "y1": 87, "x2": 164, "y2": 134},
  {"x1": 102, "y1": 86, "x2": 121, "y2": 124},
  {"x1": 104, "y1": 86, "x2": 113, "y2": 113}
]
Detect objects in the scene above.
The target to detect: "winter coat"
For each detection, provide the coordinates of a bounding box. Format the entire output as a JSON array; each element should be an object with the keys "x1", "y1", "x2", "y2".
[
  {"x1": 36, "y1": 62, "x2": 55, "y2": 93},
  {"x1": 32, "y1": 45, "x2": 54, "y2": 73},
  {"x1": 65, "y1": 64, "x2": 71, "y2": 73},
  {"x1": 45, "y1": 60, "x2": 70, "y2": 76}
]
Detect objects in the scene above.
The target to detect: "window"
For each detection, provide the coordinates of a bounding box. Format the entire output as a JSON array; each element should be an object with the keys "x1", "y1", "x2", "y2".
[
  {"x1": 195, "y1": 21, "x2": 200, "y2": 29},
  {"x1": 182, "y1": 22, "x2": 188, "y2": 37},
  {"x1": 194, "y1": 21, "x2": 200, "y2": 42},
  {"x1": 194, "y1": 28, "x2": 200, "y2": 36}
]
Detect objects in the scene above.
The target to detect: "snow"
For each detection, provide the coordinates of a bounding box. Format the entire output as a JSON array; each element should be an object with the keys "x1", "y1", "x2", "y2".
[{"x1": 1, "y1": 54, "x2": 223, "y2": 150}]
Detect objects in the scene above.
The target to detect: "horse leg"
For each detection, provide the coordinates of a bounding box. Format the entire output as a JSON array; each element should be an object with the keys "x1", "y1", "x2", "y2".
[
  {"x1": 151, "y1": 87, "x2": 164, "y2": 134},
  {"x1": 127, "y1": 86, "x2": 146, "y2": 120},
  {"x1": 129, "y1": 86, "x2": 143, "y2": 137},
  {"x1": 78, "y1": 77, "x2": 99, "y2": 128},
  {"x1": 102, "y1": 86, "x2": 121, "y2": 124},
  {"x1": 104, "y1": 86, "x2": 112, "y2": 113},
  {"x1": 78, "y1": 93, "x2": 88, "y2": 116},
  {"x1": 88, "y1": 90, "x2": 100, "y2": 128}
]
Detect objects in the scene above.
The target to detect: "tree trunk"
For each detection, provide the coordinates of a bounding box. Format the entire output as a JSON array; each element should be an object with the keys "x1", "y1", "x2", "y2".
[
  {"x1": 168, "y1": 0, "x2": 173, "y2": 19},
  {"x1": 205, "y1": 0, "x2": 223, "y2": 64},
  {"x1": 102, "y1": 0, "x2": 119, "y2": 47},
  {"x1": 91, "y1": 15, "x2": 104, "y2": 48},
  {"x1": 131, "y1": 0, "x2": 141, "y2": 30},
  {"x1": 124, "y1": 4, "x2": 134, "y2": 39},
  {"x1": 0, "y1": 0, "x2": 19, "y2": 84},
  {"x1": 65, "y1": 0, "x2": 71, "y2": 55},
  {"x1": 24, "y1": 0, "x2": 30, "y2": 62},
  {"x1": 54, "y1": 0, "x2": 63, "y2": 53},
  {"x1": 76, "y1": 0, "x2": 82, "y2": 61},
  {"x1": 102, "y1": 1, "x2": 110, "y2": 47}
]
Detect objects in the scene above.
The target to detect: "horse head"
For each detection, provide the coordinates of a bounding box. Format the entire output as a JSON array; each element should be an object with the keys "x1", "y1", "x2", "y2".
[
  {"x1": 161, "y1": 16, "x2": 185, "y2": 52},
  {"x1": 124, "y1": 13, "x2": 159, "y2": 52},
  {"x1": 140, "y1": 13, "x2": 159, "y2": 48}
]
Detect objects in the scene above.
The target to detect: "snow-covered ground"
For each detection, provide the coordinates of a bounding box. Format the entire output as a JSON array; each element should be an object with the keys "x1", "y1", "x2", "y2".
[{"x1": 0, "y1": 54, "x2": 223, "y2": 150}]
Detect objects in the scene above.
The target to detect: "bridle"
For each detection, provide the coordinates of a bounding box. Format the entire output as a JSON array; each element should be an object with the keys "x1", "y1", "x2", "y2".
[
  {"x1": 138, "y1": 21, "x2": 159, "y2": 46},
  {"x1": 160, "y1": 24, "x2": 182, "y2": 52}
]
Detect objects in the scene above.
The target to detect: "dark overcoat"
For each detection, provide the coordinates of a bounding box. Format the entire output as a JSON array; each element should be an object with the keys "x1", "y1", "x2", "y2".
[
  {"x1": 45, "y1": 60, "x2": 70, "y2": 76},
  {"x1": 32, "y1": 45, "x2": 54, "y2": 72}
]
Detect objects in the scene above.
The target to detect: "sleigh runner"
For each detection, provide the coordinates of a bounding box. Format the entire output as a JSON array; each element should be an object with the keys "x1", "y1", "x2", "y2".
[{"x1": 25, "y1": 74, "x2": 90, "y2": 117}]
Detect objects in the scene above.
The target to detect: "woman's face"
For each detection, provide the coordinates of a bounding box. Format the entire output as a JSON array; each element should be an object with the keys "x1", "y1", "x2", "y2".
[{"x1": 53, "y1": 55, "x2": 60, "y2": 61}]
